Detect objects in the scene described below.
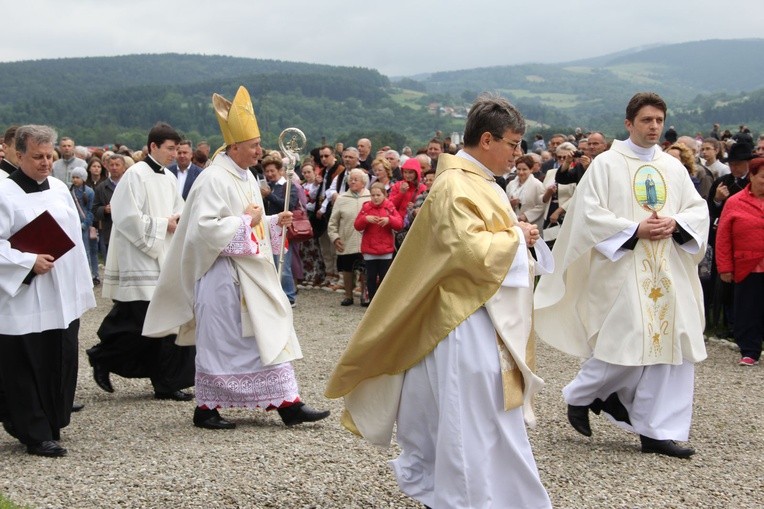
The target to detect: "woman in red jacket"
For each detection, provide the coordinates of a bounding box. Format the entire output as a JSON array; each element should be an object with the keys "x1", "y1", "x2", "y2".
[
  {"x1": 388, "y1": 157, "x2": 427, "y2": 219},
  {"x1": 716, "y1": 157, "x2": 764, "y2": 366},
  {"x1": 354, "y1": 182, "x2": 403, "y2": 306}
]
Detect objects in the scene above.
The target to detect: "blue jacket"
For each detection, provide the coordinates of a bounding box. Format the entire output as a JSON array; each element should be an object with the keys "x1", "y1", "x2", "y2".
[
  {"x1": 71, "y1": 184, "x2": 95, "y2": 230},
  {"x1": 167, "y1": 163, "x2": 203, "y2": 200}
]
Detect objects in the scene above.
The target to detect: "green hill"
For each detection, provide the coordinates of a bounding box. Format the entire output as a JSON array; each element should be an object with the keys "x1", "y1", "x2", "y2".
[
  {"x1": 410, "y1": 39, "x2": 764, "y2": 134},
  {"x1": 0, "y1": 41, "x2": 762, "y2": 150}
]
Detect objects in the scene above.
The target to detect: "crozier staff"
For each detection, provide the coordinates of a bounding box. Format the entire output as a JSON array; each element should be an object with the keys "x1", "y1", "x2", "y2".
[{"x1": 143, "y1": 86, "x2": 330, "y2": 429}]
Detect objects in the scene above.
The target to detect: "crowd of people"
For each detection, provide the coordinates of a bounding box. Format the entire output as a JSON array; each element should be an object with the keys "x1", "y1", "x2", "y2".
[{"x1": 0, "y1": 88, "x2": 762, "y2": 508}]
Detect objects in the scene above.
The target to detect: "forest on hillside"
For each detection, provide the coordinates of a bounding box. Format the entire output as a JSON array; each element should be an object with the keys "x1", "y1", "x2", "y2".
[{"x1": 1, "y1": 45, "x2": 763, "y2": 151}]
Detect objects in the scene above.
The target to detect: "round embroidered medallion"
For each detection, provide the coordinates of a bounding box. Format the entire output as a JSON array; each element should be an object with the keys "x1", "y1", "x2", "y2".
[{"x1": 633, "y1": 165, "x2": 666, "y2": 212}]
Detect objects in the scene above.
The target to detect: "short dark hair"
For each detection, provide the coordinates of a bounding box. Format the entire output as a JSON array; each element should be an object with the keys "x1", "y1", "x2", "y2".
[
  {"x1": 626, "y1": 92, "x2": 667, "y2": 122},
  {"x1": 463, "y1": 94, "x2": 525, "y2": 147},
  {"x1": 147, "y1": 122, "x2": 181, "y2": 151},
  {"x1": 178, "y1": 139, "x2": 193, "y2": 149},
  {"x1": 192, "y1": 149, "x2": 208, "y2": 166},
  {"x1": 3, "y1": 125, "x2": 19, "y2": 146}
]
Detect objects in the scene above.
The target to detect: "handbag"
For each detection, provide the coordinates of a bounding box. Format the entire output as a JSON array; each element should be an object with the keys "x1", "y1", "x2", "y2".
[
  {"x1": 287, "y1": 208, "x2": 314, "y2": 242},
  {"x1": 89, "y1": 226, "x2": 98, "y2": 240}
]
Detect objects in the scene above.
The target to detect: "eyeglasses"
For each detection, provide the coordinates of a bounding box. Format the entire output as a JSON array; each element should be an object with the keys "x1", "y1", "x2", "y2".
[{"x1": 495, "y1": 136, "x2": 522, "y2": 150}]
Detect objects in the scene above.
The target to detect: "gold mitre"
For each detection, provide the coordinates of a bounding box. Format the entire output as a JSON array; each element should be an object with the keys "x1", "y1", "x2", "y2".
[{"x1": 212, "y1": 86, "x2": 260, "y2": 145}]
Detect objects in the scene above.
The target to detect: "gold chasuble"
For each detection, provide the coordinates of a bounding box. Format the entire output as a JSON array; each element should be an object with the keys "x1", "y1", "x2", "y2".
[
  {"x1": 326, "y1": 153, "x2": 535, "y2": 446},
  {"x1": 534, "y1": 140, "x2": 709, "y2": 367}
]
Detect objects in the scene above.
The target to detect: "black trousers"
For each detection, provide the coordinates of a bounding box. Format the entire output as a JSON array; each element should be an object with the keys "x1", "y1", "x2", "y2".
[
  {"x1": 734, "y1": 272, "x2": 764, "y2": 360},
  {"x1": 0, "y1": 320, "x2": 79, "y2": 445},
  {"x1": 87, "y1": 300, "x2": 195, "y2": 393},
  {"x1": 365, "y1": 258, "x2": 392, "y2": 302}
]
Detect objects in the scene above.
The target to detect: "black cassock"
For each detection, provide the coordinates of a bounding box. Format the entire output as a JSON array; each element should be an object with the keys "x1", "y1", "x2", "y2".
[{"x1": 0, "y1": 170, "x2": 79, "y2": 445}]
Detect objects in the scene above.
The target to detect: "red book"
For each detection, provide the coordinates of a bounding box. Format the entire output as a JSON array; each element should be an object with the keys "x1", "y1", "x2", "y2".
[{"x1": 9, "y1": 210, "x2": 75, "y2": 260}]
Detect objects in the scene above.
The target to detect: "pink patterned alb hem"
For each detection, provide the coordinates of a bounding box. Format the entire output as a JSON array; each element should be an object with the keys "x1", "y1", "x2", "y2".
[{"x1": 195, "y1": 364, "x2": 299, "y2": 409}]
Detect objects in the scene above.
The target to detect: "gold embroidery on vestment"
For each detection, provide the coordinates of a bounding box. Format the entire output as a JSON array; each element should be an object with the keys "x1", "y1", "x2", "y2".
[{"x1": 639, "y1": 240, "x2": 672, "y2": 357}]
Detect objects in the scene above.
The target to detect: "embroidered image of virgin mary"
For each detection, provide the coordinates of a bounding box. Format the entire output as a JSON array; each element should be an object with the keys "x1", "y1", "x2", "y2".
[{"x1": 633, "y1": 165, "x2": 666, "y2": 212}]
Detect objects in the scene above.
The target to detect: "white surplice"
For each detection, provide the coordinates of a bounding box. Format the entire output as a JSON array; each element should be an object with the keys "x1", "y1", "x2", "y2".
[{"x1": 0, "y1": 177, "x2": 95, "y2": 334}]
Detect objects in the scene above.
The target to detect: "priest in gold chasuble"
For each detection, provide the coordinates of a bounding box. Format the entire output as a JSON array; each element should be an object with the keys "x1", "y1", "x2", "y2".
[
  {"x1": 326, "y1": 95, "x2": 552, "y2": 509},
  {"x1": 535, "y1": 92, "x2": 709, "y2": 459}
]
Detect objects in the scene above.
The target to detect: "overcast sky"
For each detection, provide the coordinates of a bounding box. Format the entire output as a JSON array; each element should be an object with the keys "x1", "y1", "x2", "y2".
[{"x1": 2, "y1": 1, "x2": 760, "y2": 77}]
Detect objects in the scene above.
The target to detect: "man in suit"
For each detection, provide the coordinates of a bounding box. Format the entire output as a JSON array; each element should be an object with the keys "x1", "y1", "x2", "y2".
[
  {"x1": 93, "y1": 154, "x2": 127, "y2": 259},
  {"x1": 167, "y1": 140, "x2": 203, "y2": 200}
]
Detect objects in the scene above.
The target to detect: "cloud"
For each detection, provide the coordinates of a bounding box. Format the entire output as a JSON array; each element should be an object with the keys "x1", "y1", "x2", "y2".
[{"x1": 2, "y1": 0, "x2": 762, "y2": 76}]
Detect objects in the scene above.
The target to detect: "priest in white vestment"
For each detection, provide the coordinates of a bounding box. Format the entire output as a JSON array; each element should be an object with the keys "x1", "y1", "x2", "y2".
[
  {"x1": 0, "y1": 125, "x2": 95, "y2": 457},
  {"x1": 86, "y1": 123, "x2": 196, "y2": 401},
  {"x1": 143, "y1": 86, "x2": 329, "y2": 429},
  {"x1": 535, "y1": 92, "x2": 709, "y2": 458},
  {"x1": 326, "y1": 95, "x2": 552, "y2": 509}
]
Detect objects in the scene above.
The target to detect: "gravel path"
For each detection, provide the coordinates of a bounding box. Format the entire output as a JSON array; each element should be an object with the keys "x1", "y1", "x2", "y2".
[{"x1": 1, "y1": 287, "x2": 762, "y2": 508}]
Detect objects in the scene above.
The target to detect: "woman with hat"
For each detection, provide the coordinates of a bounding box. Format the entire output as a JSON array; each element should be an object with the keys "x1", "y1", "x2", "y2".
[{"x1": 707, "y1": 140, "x2": 755, "y2": 336}]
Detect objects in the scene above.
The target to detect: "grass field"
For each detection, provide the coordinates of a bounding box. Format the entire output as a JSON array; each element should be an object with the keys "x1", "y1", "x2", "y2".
[
  {"x1": 388, "y1": 88, "x2": 426, "y2": 110},
  {"x1": 503, "y1": 88, "x2": 579, "y2": 108}
]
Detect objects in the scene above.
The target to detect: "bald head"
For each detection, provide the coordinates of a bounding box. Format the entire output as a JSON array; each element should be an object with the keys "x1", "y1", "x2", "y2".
[
  {"x1": 357, "y1": 138, "x2": 371, "y2": 160},
  {"x1": 587, "y1": 132, "x2": 607, "y2": 157}
]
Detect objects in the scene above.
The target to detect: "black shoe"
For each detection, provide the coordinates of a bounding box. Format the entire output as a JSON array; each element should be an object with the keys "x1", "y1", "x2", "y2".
[
  {"x1": 71, "y1": 402, "x2": 85, "y2": 412},
  {"x1": 567, "y1": 404, "x2": 592, "y2": 437},
  {"x1": 92, "y1": 363, "x2": 114, "y2": 393},
  {"x1": 340, "y1": 298, "x2": 353, "y2": 306},
  {"x1": 640, "y1": 435, "x2": 695, "y2": 458},
  {"x1": 193, "y1": 407, "x2": 236, "y2": 430},
  {"x1": 590, "y1": 393, "x2": 631, "y2": 425},
  {"x1": 154, "y1": 390, "x2": 194, "y2": 401},
  {"x1": 360, "y1": 299, "x2": 370, "y2": 307},
  {"x1": 27, "y1": 440, "x2": 67, "y2": 457},
  {"x1": 2, "y1": 421, "x2": 18, "y2": 439},
  {"x1": 277, "y1": 402, "x2": 330, "y2": 426}
]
